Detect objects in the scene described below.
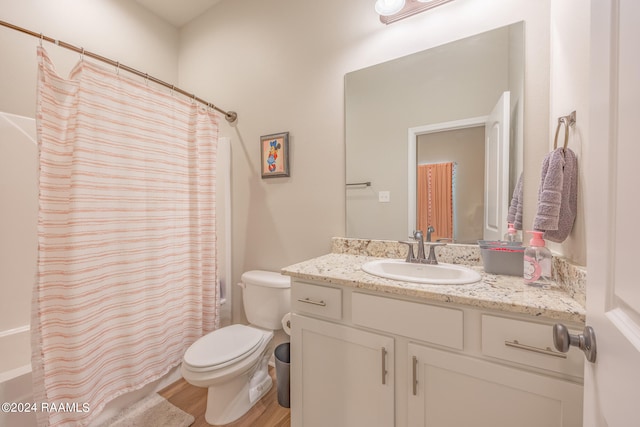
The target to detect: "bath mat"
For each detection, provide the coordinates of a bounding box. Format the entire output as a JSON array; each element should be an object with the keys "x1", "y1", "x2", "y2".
[{"x1": 97, "y1": 393, "x2": 194, "y2": 427}]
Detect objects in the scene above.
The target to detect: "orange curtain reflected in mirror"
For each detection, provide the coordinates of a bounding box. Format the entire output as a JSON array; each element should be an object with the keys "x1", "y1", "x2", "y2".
[{"x1": 417, "y1": 162, "x2": 454, "y2": 241}]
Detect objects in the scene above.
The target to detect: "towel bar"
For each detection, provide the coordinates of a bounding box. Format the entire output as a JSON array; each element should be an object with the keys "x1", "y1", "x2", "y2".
[{"x1": 346, "y1": 181, "x2": 372, "y2": 187}]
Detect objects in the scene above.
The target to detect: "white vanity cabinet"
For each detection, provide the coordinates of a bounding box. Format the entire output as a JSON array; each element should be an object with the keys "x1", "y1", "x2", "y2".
[
  {"x1": 290, "y1": 279, "x2": 584, "y2": 427},
  {"x1": 291, "y1": 315, "x2": 395, "y2": 427},
  {"x1": 407, "y1": 343, "x2": 582, "y2": 427},
  {"x1": 290, "y1": 283, "x2": 395, "y2": 427}
]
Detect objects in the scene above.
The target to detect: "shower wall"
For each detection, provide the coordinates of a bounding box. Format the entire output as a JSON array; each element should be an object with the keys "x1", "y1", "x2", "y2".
[
  {"x1": 0, "y1": 114, "x2": 36, "y2": 427},
  {"x1": 0, "y1": 0, "x2": 180, "y2": 337},
  {"x1": 0, "y1": 2, "x2": 190, "y2": 425},
  {"x1": 0, "y1": 113, "x2": 36, "y2": 335}
]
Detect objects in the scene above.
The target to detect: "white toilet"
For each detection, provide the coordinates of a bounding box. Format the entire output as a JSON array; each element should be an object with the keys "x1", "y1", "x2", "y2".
[{"x1": 181, "y1": 270, "x2": 291, "y2": 425}]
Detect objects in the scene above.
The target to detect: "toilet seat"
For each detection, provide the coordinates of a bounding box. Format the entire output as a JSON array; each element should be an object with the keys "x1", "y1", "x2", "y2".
[{"x1": 183, "y1": 324, "x2": 267, "y2": 372}]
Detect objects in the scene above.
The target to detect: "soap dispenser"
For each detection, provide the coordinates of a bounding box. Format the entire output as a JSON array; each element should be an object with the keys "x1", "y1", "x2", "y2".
[
  {"x1": 503, "y1": 223, "x2": 522, "y2": 243},
  {"x1": 523, "y1": 231, "x2": 552, "y2": 287}
]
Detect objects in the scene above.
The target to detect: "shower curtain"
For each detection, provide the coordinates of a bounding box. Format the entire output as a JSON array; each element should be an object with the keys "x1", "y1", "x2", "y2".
[
  {"x1": 417, "y1": 162, "x2": 454, "y2": 241},
  {"x1": 32, "y1": 47, "x2": 219, "y2": 426}
]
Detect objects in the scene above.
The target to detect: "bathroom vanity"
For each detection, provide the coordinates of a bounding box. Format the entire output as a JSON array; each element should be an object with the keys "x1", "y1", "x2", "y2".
[{"x1": 282, "y1": 239, "x2": 586, "y2": 427}]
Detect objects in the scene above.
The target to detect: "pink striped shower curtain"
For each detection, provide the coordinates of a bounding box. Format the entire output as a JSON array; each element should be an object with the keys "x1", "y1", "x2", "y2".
[{"x1": 32, "y1": 47, "x2": 219, "y2": 426}]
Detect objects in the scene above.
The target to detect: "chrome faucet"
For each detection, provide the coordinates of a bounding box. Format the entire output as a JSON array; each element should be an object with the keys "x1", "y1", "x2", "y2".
[{"x1": 398, "y1": 229, "x2": 446, "y2": 264}]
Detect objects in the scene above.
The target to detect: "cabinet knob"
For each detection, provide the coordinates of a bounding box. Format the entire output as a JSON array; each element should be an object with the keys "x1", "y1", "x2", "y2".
[{"x1": 552, "y1": 323, "x2": 597, "y2": 363}]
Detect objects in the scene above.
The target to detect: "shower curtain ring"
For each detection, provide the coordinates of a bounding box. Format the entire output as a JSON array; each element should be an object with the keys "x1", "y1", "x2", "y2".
[
  {"x1": 80, "y1": 47, "x2": 84, "y2": 61},
  {"x1": 39, "y1": 33, "x2": 43, "y2": 47},
  {"x1": 115, "y1": 61, "x2": 120, "y2": 75}
]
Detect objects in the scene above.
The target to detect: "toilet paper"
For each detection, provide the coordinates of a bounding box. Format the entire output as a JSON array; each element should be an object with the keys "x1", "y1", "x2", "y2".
[{"x1": 281, "y1": 312, "x2": 291, "y2": 336}]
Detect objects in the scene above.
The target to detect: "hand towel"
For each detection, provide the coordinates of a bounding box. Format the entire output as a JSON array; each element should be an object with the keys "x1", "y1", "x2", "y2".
[
  {"x1": 507, "y1": 172, "x2": 524, "y2": 230},
  {"x1": 533, "y1": 147, "x2": 578, "y2": 242}
]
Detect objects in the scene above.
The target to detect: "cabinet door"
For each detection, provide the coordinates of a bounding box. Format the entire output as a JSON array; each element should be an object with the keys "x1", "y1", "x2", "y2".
[
  {"x1": 407, "y1": 343, "x2": 582, "y2": 427},
  {"x1": 291, "y1": 314, "x2": 394, "y2": 427}
]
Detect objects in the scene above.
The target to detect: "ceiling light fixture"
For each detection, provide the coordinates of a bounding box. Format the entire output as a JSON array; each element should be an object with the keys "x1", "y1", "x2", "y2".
[{"x1": 376, "y1": 0, "x2": 455, "y2": 25}]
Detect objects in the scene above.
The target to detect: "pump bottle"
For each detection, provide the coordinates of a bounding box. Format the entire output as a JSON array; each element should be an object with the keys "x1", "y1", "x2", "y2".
[
  {"x1": 523, "y1": 231, "x2": 552, "y2": 286},
  {"x1": 503, "y1": 223, "x2": 522, "y2": 243}
]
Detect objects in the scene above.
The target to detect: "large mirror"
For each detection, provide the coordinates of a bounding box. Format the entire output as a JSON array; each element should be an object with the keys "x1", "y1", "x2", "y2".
[{"x1": 345, "y1": 22, "x2": 524, "y2": 244}]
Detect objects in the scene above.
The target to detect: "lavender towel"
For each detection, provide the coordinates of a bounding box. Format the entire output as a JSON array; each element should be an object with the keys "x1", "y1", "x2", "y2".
[
  {"x1": 533, "y1": 147, "x2": 578, "y2": 242},
  {"x1": 506, "y1": 172, "x2": 524, "y2": 230}
]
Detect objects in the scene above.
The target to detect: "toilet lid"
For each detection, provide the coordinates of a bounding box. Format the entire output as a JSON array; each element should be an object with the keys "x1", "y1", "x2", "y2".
[{"x1": 184, "y1": 324, "x2": 266, "y2": 369}]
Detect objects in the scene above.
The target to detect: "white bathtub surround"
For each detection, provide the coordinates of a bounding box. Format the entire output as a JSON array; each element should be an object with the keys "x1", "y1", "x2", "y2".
[
  {"x1": 0, "y1": 112, "x2": 37, "y2": 355},
  {"x1": 0, "y1": 325, "x2": 30, "y2": 381},
  {"x1": 32, "y1": 48, "x2": 220, "y2": 426},
  {"x1": 0, "y1": 326, "x2": 34, "y2": 427}
]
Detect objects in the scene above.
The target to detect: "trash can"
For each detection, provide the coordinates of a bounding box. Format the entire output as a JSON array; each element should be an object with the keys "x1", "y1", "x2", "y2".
[{"x1": 274, "y1": 342, "x2": 290, "y2": 408}]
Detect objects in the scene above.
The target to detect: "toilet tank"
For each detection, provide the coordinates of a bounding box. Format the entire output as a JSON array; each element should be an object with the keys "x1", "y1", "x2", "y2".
[{"x1": 240, "y1": 270, "x2": 291, "y2": 330}]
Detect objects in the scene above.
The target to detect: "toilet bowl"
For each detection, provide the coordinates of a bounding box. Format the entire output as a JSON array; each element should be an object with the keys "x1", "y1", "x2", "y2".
[{"x1": 181, "y1": 270, "x2": 290, "y2": 425}]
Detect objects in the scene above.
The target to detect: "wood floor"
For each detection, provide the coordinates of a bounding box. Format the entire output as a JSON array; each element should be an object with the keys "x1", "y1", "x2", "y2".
[{"x1": 159, "y1": 366, "x2": 291, "y2": 427}]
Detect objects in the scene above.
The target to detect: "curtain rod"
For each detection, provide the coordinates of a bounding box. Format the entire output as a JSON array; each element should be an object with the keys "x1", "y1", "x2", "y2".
[{"x1": 0, "y1": 19, "x2": 238, "y2": 124}]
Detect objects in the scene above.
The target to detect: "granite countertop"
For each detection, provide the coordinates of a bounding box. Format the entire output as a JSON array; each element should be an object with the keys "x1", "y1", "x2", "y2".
[{"x1": 282, "y1": 252, "x2": 586, "y2": 324}]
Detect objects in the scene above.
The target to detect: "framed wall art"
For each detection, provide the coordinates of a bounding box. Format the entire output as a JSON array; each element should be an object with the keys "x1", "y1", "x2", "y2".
[{"x1": 260, "y1": 131, "x2": 290, "y2": 178}]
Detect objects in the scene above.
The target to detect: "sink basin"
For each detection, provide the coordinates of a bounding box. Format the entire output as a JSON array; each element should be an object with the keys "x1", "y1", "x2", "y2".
[{"x1": 361, "y1": 259, "x2": 481, "y2": 285}]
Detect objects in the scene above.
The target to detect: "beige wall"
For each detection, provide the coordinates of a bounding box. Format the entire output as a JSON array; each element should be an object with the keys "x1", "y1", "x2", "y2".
[
  {"x1": 548, "y1": 1, "x2": 590, "y2": 265},
  {"x1": 0, "y1": 0, "x2": 590, "y2": 332},
  {"x1": 0, "y1": 0, "x2": 179, "y2": 332},
  {"x1": 178, "y1": 0, "x2": 556, "y2": 322},
  {"x1": 0, "y1": 0, "x2": 179, "y2": 117}
]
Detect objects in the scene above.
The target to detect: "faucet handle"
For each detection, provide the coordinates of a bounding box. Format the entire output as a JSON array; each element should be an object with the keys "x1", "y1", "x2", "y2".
[
  {"x1": 413, "y1": 230, "x2": 424, "y2": 241},
  {"x1": 398, "y1": 241, "x2": 416, "y2": 263},
  {"x1": 423, "y1": 242, "x2": 446, "y2": 265}
]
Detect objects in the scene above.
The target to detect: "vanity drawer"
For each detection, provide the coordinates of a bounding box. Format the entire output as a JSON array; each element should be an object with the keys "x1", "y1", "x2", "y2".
[
  {"x1": 352, "y1": 292, "x2": 463, "y2": 350},
  {"x1": 481, "y1": 315, "x2": 584, "y2": 378},
  {"x1": 292, "y1": 281, "x2": 342, "y2": 320}
]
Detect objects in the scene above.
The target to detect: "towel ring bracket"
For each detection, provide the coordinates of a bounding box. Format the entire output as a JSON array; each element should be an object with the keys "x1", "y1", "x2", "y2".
[{"x1": 554, "y1": 110, "x2": 576, "y2": 152}]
